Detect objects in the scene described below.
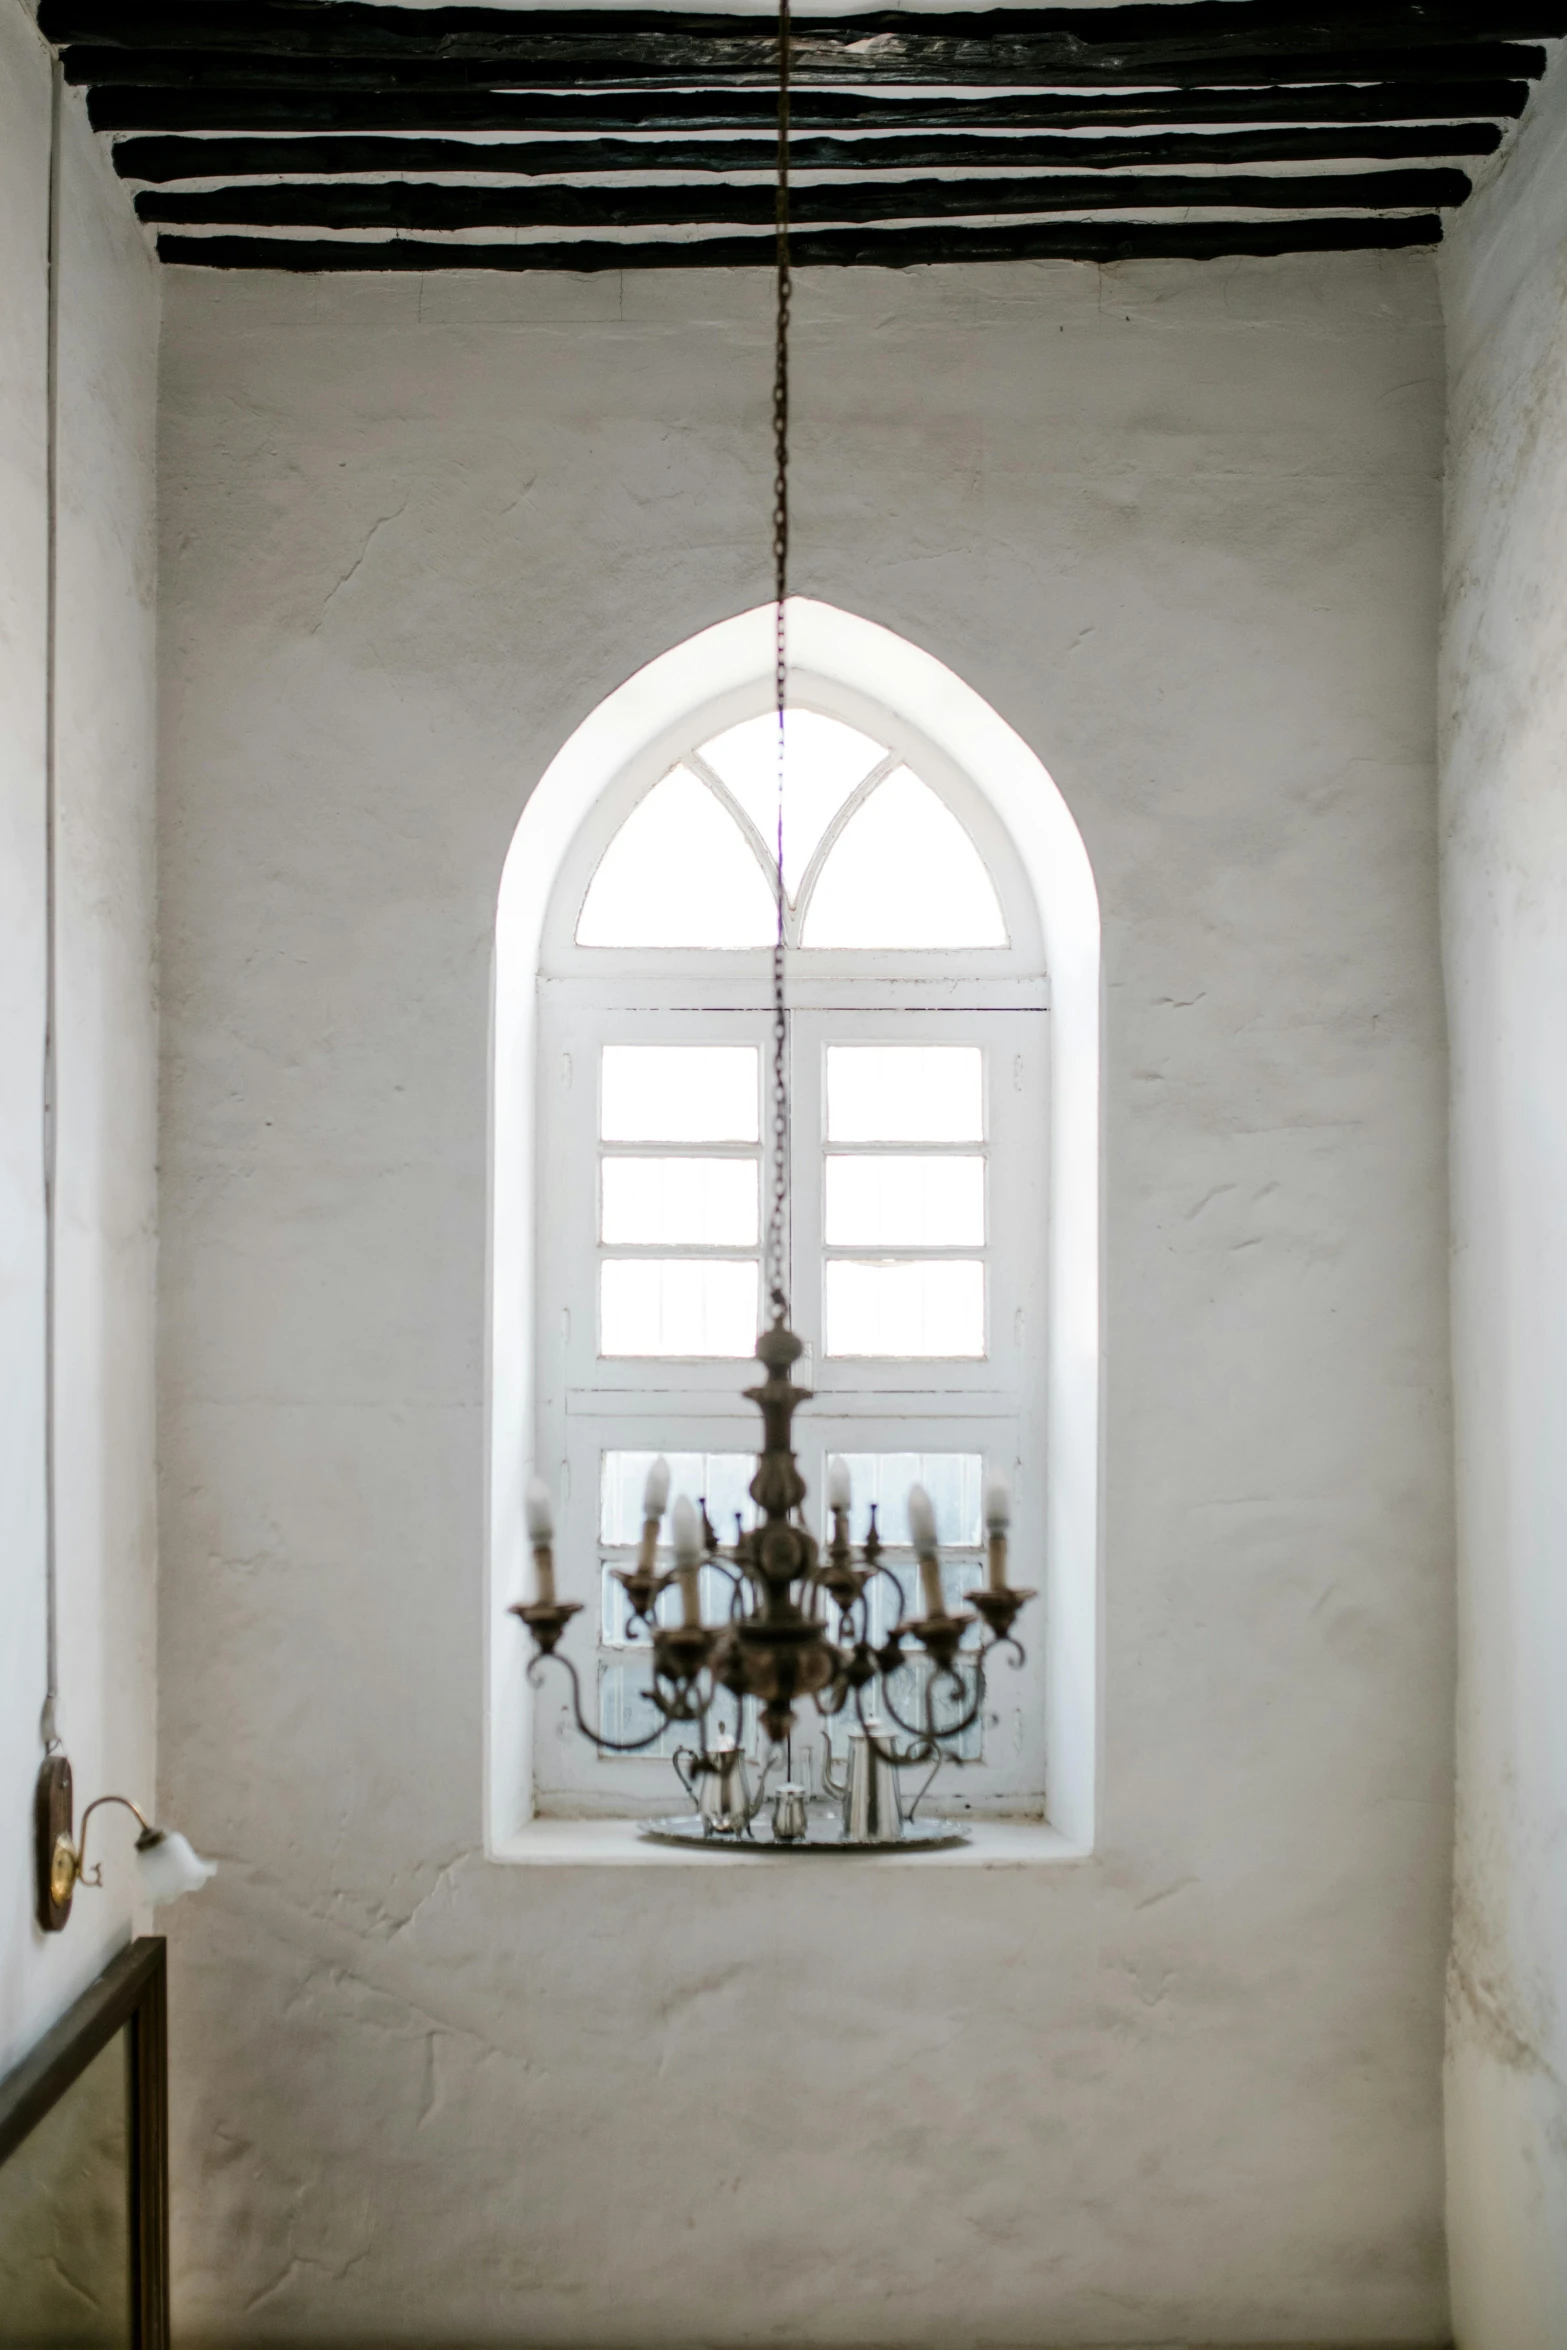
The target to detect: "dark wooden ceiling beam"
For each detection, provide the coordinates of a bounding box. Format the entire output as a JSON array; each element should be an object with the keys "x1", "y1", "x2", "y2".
[
  {"x1": 155, "y1": 213, "x2": 1443, "y2": 273},
  {"x1": 135, "y1": 165, "x2": 1472, "y2": 232},
  {"x1": 58, "y1": 40, "x2": 1551, "y2": 93},
  {"x1": 52, "y1": 4, "x2": 1538, "y2": 269},
  {"x1": 86, "y1": 78, "x2": 1534, "y2": 136},
  {"x1": 110, "y1": 122, "x2": 1505, "y2": 184},
  {"x1": 39, "y1": 0, "x2": 1567, "y2": 60}
]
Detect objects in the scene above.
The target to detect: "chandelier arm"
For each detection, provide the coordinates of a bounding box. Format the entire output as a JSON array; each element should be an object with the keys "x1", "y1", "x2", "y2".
[
  {"x1": 698, "y1": 1556, "x2": 746, "y2": 1613},
  {"x1": 528, "y1": 1649, "x2": 672, "y2": 1756},
  {"x1": 929, "y1": 1657, "x2": 985, "y2": 1742},
  {"x1": 868, "y1": 1559, "x2": 909, "y2": 1620},
  {"x1": 868, "y1": 1670, "x2": 935, "y2": 1748},
  {"x1": 850, "y1": 1680, "x2": 937, "y2": 1769},
  {"x1": 903, "y1": 1747, "x2": 948, "y2": 1823},
  {"x1": 874, "y1": 1649, "x2": 984, "y2": 1750},
  {"x1": 648, "y1": 1674, "x2": 716, "y2": 1726}
]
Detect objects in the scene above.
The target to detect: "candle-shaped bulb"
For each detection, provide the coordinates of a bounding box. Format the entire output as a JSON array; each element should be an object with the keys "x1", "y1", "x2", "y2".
[
  {"x1": 984, "y1": 1473, "x2": 1011, "y2": 1533},
  {"x1": 907, "y1": 1483, "x2": 945, "y2": 1618},
  {"x1": 826, "y1": 1455, "x2": 852, "y2": 1512},
  {"x1": 524, "y1": 1475, "x2": 556, "y2": 1605},
  {"x1": 670, "y1": 1495, "x2": 703, "y2": 1628},
  {"x1": 671, "y1": 1494, "x2": 703, "y2": 1567},
  {"x1": 524, "y1": 1476, "x2": 554, "y2": 1543},
  {"x1": 636, "y1": 1455, "x2": 670, "y2": 1576},
  {"x1": 907, "y1": 1483, "x2": 938, "y2": 1556}
]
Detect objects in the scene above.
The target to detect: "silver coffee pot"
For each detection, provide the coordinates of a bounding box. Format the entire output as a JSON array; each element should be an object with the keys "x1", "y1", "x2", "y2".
[
  {"x1": 821, "y1": 1720, "x2": 905, "y2": 1843},
  {"x1": 676, "y1": 1736, "x2": 771, "y2": 1837}
]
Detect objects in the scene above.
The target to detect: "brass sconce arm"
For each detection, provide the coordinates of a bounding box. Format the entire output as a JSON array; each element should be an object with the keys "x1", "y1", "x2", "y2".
[{"x1": 73, "y1": 1793, "x2": 156, "y2": 1888}]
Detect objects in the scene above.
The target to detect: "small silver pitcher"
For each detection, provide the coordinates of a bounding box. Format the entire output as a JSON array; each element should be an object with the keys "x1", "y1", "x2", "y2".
[
  {"x1": 677, "y1": 1737, "x2": 770, "y2": 1838},
  {"x1": 821, "y1": 1721, "x2": 905, "y2": 1843},
  {"x1": 771, "y1": 1782, "x2": 809, "y2": 1842}
]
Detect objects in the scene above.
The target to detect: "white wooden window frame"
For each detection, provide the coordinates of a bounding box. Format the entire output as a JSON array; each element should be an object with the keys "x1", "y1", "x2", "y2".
[
  {"x1": 531, "y1": 703, "x2": 1051, "y2": 1816},
  {"x1": 487, "y1": 601, "x2": 1102, "y2": 1857}
]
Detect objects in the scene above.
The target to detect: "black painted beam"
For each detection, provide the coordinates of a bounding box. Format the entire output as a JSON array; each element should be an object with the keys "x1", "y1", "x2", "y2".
[
  {"x1": 57, "y1": 40, "x2": 1552, "y2": 93},
  {"x1": 38, "y1": 0, "x2": 1567, "y2": 59},
  {"x1": 86, "y1": 78, "x2": 1535, "y2": 136},
  {"x1": 156, "y1": 214, "x2": 1444, "y2": 272},
  {"x1": 110, "y1": 122, "x2": 1506, "y2": 183},
  {"x1": 135, "y1": 166, "x2": 1472, "y2": 231}
]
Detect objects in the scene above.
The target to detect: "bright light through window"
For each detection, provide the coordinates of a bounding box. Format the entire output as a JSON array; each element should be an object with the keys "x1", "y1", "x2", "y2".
[
  {"x1": 802, "y1": 768, "x2": 1006, "y2": 949},
  {"x1": 697, "y1": 708, "x2": 886, "y2": 900},
  {"x1": 575, "y1": 717, "x2": 1005, "y2": 952},
  {"x1": 577, "y1": 766, "x2": 775, "y2": 948}
]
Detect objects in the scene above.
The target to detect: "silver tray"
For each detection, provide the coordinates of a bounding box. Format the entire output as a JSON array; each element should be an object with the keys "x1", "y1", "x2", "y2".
[{"x1": 638, "y1": 1812, "x2": 970, "y2": 1853}]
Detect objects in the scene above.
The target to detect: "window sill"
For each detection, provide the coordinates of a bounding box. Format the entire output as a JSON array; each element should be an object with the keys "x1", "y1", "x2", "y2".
[{"x1": 490, "y1": 1818, "x2": 1090, "y2": 1868}]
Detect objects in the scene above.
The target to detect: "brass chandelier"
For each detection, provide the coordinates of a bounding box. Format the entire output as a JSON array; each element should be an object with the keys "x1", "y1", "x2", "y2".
[{"x1": 512, "y1": 0, "x2": 1035, "y2": 1846}]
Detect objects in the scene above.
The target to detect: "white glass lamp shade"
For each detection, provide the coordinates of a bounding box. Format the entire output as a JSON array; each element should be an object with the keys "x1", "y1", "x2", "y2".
[{"x1": 134, "y1": 1828, "x2": 217, "y2": 1907}]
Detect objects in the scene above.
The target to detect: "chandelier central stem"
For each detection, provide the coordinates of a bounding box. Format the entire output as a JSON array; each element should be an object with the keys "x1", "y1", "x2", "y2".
[{"x1": 766, "y1": 0, "x2": 792, "y2": 1322}]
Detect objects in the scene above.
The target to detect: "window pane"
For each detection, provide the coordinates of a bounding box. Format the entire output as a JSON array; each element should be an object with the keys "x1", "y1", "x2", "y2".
[
  {"x1": 602, "y1": 1157, "x2": 759, "y2": 1246},
  {"x1": 602, "y1": 1045, "x2": 759, "y2": 1143},
  {"x1": 577, "y1": 766, "x2": 776, "y2": 948},
  {"x1": 801, "y1": 767, "x2": 1007, "y2": 949},
  {"x1": 833, "y1": 1452, "x2": 984, "y2": 1547},
  {"x1": 598, "y1": 1660, "x2": 755, "y2": 1757},
  {"x1": 825, "y1": 1155, "x2": 984, "y2": 1247},
  {"x1": 826, "y1": 1046, "x2": 982, "y2": 1143},
  {"x1": 601, "y1": 1259, "x2": 759, "y2": 1356},
  {"x1": 600, "y1": 1451, "x2": 758, "y2": 1545},
  {"x1": 697, "y1": 709, "x2": 886, "y2": 900},
  {"x1": 824, "y1": 1259, "x2": 985, "y2": 1358}
]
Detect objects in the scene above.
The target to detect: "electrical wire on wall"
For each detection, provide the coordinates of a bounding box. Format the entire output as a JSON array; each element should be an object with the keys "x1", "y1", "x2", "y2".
[{"x1": 40, "y1": 53, "x2": 64, "y2": 1756}]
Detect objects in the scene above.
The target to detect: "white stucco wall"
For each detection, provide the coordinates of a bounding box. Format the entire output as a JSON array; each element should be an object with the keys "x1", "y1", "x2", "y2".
[
  {"x1": 157, "y1": 250, "x2": 1452, "y2": 2344},
  {"x1": 0, "y1": 0, "x2": 161, "y2": 2077},
  {"x1": 1441, "y1": 49, "x2": 1567, "y2": 2350}
]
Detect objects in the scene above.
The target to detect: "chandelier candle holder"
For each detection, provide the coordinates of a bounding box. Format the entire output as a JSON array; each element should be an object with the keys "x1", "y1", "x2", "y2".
[{"x1": 511, "y1": 1319, "x2": 1037, "y2": 1849}]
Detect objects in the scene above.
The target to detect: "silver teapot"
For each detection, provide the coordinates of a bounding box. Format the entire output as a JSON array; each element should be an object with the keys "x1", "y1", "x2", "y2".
[
  {"x1": 676, "y1": 1736, "x2": 772, "y2": 1838},
  {"x1": 821, "y1": 1720, "x2": 905, "y2": 1843}
]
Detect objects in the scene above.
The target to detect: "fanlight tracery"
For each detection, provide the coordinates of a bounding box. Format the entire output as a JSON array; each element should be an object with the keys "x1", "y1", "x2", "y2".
[{"x1": 575, "y1": 709, "x2": 1007, "y2": 952}]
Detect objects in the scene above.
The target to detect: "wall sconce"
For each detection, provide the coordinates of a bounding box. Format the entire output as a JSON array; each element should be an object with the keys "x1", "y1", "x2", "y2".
[{"x1": 35, "y1": 1754, "x2": 215, "y2": 1933}]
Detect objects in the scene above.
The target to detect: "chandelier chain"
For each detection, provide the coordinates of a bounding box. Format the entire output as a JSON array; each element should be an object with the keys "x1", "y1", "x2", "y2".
[
  {"x1": 767, "y1": 0, "x2": 792, "y2": 1319},
  {"x1": 512, "y1": 0, "x2": 1036, "y2": 1825}
]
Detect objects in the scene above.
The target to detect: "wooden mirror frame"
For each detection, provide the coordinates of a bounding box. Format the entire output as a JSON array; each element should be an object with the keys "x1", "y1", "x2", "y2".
[{"x1": 0, "y1": 1937, "x2": 169, "y2": 2350}]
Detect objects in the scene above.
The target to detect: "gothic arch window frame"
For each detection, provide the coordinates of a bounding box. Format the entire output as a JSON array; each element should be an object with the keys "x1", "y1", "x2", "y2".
[
  {"x1": 538, "y1": 672, "x2": 1046, "y2": 986},
  {"x1": 489, "y1": 601, "x2": 1101, "y2": 1857}
]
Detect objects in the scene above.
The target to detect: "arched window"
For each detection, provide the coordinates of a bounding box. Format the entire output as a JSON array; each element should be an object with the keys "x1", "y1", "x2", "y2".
[
  {"x1": 490, "y1": 603, "x2": 1100, "y2": 1847},
  {"x1": 535, "y1": 693, "x2": 1048, "y2": 1816}
]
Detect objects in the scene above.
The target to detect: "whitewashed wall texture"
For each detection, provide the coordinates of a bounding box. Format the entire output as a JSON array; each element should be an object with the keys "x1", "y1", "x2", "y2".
[
  {"x1": 1442, "y1": 42, "x2": 1567, "y2": 2350},
  {"x1": 157, "y1": 248, "x2": 1453, "y2": 2345}
]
